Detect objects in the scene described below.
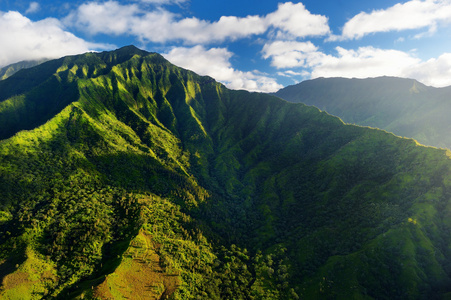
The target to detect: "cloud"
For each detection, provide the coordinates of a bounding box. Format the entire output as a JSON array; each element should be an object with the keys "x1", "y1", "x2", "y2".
[
  {"x1": 64, "y1": 1, "x2": 141, "y2": 36},
  {"x1": 284, "y1": 70, "x2": 308, "y2": 76},
  {"x1": 309, "y1": 47, "x2": 421, "y2": 79},
  {"x1": 262, "y1": 42, "x2": 420, "y2": 78},
  {"x1": 65, "y1": 1, "x2": 330, "y2": 44},
  {"x1": 0, "y1": 11, "x2": 111, "y2": 67},
  {"x1": 336, "y1": 0, "x2": 451, "y2": 40},
  {"x1": 262, "y1": 41, "x2": 319, "y2": 69},
  {"x1": 163, "y1": 45, "x2": 283, "y2": 92},
  {"x1": 404, "y1": 53, "x2": 451, "y2": 87},
  {"x1": 64, "y1": 1, "x2": 266, "y2": 43},
  {"x1": 25, "y1": 2, "x2": 40, "y2": 14},
  {"x1": 262, "y1": 42, "x2": 423, "y2": 80},
  {"x1": 277, "y1": 70, "x2": 309, "y2": 80},
  {"x1": 266, "y1": 2, "x2": 330, "y2": 39},
  {"x1": 138, "y1": 0, "x2": 188, "y2": 4}
]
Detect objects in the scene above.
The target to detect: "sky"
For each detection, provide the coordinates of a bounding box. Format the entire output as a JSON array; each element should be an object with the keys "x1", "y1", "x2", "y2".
[{"x1": 1, "y1": 0, "x2": 451, "y2": 92}]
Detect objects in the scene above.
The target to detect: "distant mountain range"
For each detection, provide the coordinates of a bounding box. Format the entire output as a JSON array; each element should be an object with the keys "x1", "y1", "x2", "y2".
[
  {"x1": 1, "y1": 46, "x2": 451, "y2": 299},
  {"x1": 0, "y1": 59, "x2": 48, "y2": 80},
  {"x1": 275, "y1": 76, "x2": 451, "y2": 149}
]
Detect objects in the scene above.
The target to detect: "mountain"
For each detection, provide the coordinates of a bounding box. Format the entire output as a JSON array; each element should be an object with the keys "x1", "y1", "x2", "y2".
[
  {"x1": 275, "y1": 76, "x2": 451, "y2": 149},
  {"x1": 1, "y1": 46, "x2": 451, "y2": 299},
  {"x1": 0, "y1": 59, "x2": 48, "y2": 80}
]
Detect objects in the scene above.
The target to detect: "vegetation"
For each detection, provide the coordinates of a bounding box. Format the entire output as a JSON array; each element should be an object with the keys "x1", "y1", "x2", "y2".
[
  {"x1": 0, "y1": 59, "x2": 47, "y2": 81},
  {"x1": 1, "y1": 46, "x2": 451, "y2": 299},
  {"x1": 275, "y1": 76, "x2": 451, "y2": 149}
]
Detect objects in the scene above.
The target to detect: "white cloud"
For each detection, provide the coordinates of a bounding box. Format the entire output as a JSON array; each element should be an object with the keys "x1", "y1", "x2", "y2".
[
  {"x1": 138, "y1": 0, "x2": 188, "y2": 4},
  {"x1": 262, "y1": 42, "x2": 423, "y2": 79},
  {"x1": 164, "y1": 46, "x2": 233, "y2": 79},
  {"x1": 65, "y1": 1, "x2": 330, "y2": 44},
  {"x1": 338, "y1": 0, "x2": 451, "y2": 40},
  {"x1": 285, "y1": 70, "x2": 307, "y2": 76},
  {"x1": 262, "y1": 41, "x2": 319, "y2": 69},
  {"x1": 0, "y1": 11, "x2": 111, "y2": 67},
  {"x1": 404, "y1": 53, "x2": 451, "y2": 87},
  {"x1": 309, "y1": 47, "x2": 421, "y2": 79},
  {"x1": 65, "y1": 1, "x2": 266, "y2": 43},
  {"x1": 163, "y1": 45, "x2": 282, "y2": 92},
  {"x1": 266, "y1": 2, "x2": 330, "y2": 39},
  {"x1": 64, "y1": 1, "x2": 142, "y2": 36},
  {"x1": 277, "y1": 70, "x2": 308, "y2": 78},
  {"x1": 25, "y1": 2, "x2": 40, "y2": 14}
]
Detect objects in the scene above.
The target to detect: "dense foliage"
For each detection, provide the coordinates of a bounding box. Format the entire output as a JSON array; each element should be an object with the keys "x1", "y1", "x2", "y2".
[
  {"x1": 1, "y1": 46, "x2": 451, "y2": 299},
  {"x1": 275, "y1": 76, "x2": 451, "y2": 149}
]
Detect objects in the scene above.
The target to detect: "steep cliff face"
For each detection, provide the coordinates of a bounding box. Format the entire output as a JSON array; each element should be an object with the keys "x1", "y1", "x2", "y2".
[{"x1": 1, "y1": 46, "x2": 451, "y2": 299}]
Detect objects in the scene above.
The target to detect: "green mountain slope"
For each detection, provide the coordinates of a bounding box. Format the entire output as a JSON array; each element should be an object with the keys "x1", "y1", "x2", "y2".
[
  {"x1": 0, "y1": 59, "x2": 48, "y2": 80},
  {"x1": 275, "y1": 76, "x2": 451, "y2": 149},
  {"x1": 1, "y1": 46, "x2": 451, "y2": 299}
]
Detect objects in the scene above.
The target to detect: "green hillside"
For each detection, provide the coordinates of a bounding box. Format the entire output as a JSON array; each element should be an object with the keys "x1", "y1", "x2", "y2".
[
  {"x1": 1, "y1": 46, "x2": 451, "y2": 299},
  {"x1": 275, "y1": 77, "x2": 451, "y2": 149},
  {"x1": 0, "y1": 59, "x2": 48, "y2": 81}
]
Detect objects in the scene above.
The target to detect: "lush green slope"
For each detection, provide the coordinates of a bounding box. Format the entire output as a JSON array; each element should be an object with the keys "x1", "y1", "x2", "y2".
[
  {"x1": 0, "y1": 59, "x2": 47, "y2": 80},
  {"x1": 1, "y1": 46, "x2": 451, "y2": 299},
  {"x1": 275, "y1": 77, "x2": 451, "y2": 149}
]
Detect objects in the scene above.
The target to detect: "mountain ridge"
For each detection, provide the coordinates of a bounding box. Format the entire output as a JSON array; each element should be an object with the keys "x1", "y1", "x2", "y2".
[
  {"x1": 275, "y1": 76, "x2": 451, "y2": 149},
  {"x1": 0, "y1": 59, "x2": 49, "y2": 81},
  {"x1": 1, "y1": 46, "x2": 451, "y2": 299},
  {"x1": 0, "y1": 45, "x2": 194, "y2": 141}
]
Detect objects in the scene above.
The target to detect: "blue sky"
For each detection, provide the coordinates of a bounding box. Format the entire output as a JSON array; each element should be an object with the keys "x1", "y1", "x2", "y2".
[{"x1": 1, "y1": 0, "x2": 451, "y2": 92}]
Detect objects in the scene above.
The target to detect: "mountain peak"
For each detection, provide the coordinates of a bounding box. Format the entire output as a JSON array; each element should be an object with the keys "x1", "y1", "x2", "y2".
[
  {"x1": 95, "y1": 45, "x2": 161, "y2": 66},
  {"x1": 112, "y1": 45, "x2": 149, "y2": 56},
  {"x1": 409, "y1": 79, "x2": 428, "y2": 94}
]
